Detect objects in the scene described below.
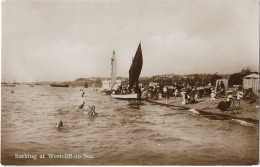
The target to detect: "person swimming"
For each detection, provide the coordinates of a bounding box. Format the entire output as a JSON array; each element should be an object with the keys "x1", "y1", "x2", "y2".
[
  {"x1": 82, "y1": 91, "x2": 85, "y2": 97},
  {"x1": 77, "y1": 101, "x2": 96, "y2": 116},
  {"x1": 56, "y1": 120, "x2": 63, "y2": 128},
  {"x1": 78, "y1": 101, "x2": 85, "y2": 109},
  {"x1": 83, "y1": 105, "x2": 96, "y2": 116}
]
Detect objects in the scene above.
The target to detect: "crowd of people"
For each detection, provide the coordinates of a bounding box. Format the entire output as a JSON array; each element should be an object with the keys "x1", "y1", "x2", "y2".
[
  {"x1": 141, "y1": 83, "x2": 203, "y2": 105},
  {"x1": 113, "y1": 80, "x2": 251, "y2": 111}
]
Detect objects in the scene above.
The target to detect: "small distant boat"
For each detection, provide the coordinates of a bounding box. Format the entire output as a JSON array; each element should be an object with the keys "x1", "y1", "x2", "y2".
[
  {"x1": 2, "y1": 79, "x2": 16, "y2": 87},
  {"x1": 50, "y1": 84, "x2": 69, "y2": 87},
  {"x1": 2, "y1": 84, "x2": 16, "y2": 87},
  {"x1": 1, "y1": 78, "x2": 7, "y2": 85},
  {"x1": 111, "y1": 43, "x2": 143, "y2": 100},
  {"x1": 30, "y1": 84, "x2": 35, "y2": 87},
  {"x1": 35, "y1": 79, "x2": 41, "y2": 85}
]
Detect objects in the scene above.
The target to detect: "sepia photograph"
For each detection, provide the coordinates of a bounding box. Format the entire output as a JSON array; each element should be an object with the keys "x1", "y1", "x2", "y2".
[{"x1": 1, "y1": 0, "x2": 259, "y2": 165}]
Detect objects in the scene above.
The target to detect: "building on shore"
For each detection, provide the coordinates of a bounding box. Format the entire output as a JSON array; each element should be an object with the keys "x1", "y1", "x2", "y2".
[
  {"x1": 100, "y1": 80, "x2": 122, "y2": 91},
  {"x1": 243, "y1": 73, "x2": 259, "y2": 97},
  {"x1": 149, "y1": 82, "x2": 159, "y2": 87}
]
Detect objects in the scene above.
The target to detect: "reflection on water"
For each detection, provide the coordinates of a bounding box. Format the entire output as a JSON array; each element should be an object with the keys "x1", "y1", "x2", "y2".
[{"x1": 1, "y1": 85, "x2": 259, "y2": 165}]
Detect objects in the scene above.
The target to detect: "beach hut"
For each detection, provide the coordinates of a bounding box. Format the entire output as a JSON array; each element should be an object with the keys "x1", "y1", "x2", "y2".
[
  {"x1": 243, "y1": 73, "x2": 259, "y2": 97},
  {"x1": 215, "y1": 79, "x2": 229, "y2": 92}
]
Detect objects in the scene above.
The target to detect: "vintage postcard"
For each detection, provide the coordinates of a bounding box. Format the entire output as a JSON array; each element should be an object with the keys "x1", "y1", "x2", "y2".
[{"x1": 1, "y1": 0, "x2": 259, "y2": 165}]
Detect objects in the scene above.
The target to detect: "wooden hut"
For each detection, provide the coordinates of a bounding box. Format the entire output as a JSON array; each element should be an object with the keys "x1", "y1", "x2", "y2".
[{"x1": 243, "y1": 73, "x2": 259, "y2": 97}]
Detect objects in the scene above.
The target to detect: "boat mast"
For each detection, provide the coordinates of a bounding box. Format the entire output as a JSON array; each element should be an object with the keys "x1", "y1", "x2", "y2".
[{"x1": 110, "y1": 50, "x2": 117, "y2": 90}]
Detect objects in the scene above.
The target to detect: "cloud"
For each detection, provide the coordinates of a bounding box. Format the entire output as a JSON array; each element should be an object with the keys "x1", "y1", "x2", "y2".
[{"x1": 2, "y1": 0, "x2": 258, "y2": 82}]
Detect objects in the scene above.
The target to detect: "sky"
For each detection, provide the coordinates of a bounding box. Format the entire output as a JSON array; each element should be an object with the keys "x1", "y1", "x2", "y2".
[{"x1": 1, "y1": 0, "x2": 259, "y2": 82}]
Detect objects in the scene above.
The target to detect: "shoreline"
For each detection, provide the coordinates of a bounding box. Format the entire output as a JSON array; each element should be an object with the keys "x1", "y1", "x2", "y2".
[{"x1": 144, "y1": 96, "x2": 259, "y2": 122}]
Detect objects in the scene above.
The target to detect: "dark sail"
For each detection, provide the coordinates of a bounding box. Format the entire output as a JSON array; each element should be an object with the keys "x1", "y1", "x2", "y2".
[{"x1": 129, "y1": 43, "x2": 143, "y2": 90}]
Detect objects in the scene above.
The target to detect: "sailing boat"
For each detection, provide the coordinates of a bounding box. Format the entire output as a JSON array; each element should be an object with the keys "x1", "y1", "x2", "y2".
[
  {"x1": 101, "y1": 51, "x2": 120, "y2": 95},
  {"x1": 111, "y1": 43, "x2": 143, "y2": 99},
  {"x1": 1, "y1": 78, "x2": 7, "y2": 85},
  {"x1": 2, "y1": 78, "x2": 16, "y2": 87},
  {"x1": 35, "y1": 79, "x2": 41, "y2": 85}
]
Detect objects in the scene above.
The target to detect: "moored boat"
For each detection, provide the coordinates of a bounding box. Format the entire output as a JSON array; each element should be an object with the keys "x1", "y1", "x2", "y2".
[
  {"x1": 2, "y1": 84, "x2": 16, "y2": 87},
  {"x1": 35, "y1": 79, "x2": 41, "y2": 85},
  {"x1": 50, "y1": 84, "x2": 69, "y2": 87},
  {"x1": 111, "y1": 43, "x2": 143, "y2": 100},
  {"x1": 2, "y1": 78, "x2": 16, "y2": 87},
  {"x1": 103, "y1": 89, "x2": 112, "y2": 95},
  {"x1": 111, "y1": 93, "x2": 138, "y2": 99}
]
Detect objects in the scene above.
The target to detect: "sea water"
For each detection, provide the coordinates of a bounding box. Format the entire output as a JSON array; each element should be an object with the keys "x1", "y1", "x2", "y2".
[{"x1": 1, "y1": 85, "x2": 259, "y2": 165}]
